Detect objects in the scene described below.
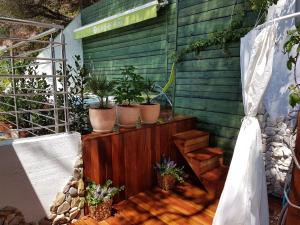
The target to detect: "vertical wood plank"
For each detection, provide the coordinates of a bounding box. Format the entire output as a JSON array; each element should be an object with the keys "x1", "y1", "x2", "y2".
[{"x1": 82, "y1": 117, "x2": 196, "y2": 202}]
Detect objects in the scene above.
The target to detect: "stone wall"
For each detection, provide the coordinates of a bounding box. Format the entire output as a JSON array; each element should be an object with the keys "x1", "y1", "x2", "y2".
[
  {"x1": 43, "y1": 155, "x2": 85, "y2": 225},
  {"x1": 258, "y1": 107, "x2": 297, "y2": 196}
]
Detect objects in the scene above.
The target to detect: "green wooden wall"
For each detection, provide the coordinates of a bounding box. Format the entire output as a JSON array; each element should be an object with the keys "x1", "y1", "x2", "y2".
[{"x1": 80, "y1": 0, "x2": 255, "y2": 160}]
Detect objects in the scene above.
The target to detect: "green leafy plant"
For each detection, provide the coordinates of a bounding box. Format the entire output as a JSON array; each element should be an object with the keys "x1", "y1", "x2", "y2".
[
  {"x1": 173, "y1": 0, "x2": 278, "y2": 63},
  {"x1": 57, "y1": 55, "x2": 90, "y2": 134},
  {"x1": 283, "y1": 26, "x2": 300, "y2": 108},
  {"x1": 86, "y1": 74, "x2": 116, "y2": 109},
  {"x1": 142, "y1": 78, "x2": 156, "y2": 105},
  {"x1": 86, "y1": 180, "x2": 125, "y2": 207},
  {"x1": 154, "y1": 156, "x2": 185, "y2": 183},
  {"x1": 114, "y1": 66, "x2": 144, "y2": 106}
]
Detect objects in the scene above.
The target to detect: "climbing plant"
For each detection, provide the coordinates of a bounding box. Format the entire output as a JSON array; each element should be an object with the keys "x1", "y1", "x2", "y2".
[
  {"x1": 283, "y1": 26, "x2": 300, "y2": 108},
  {"x1": 173, "y1": 0, "x2": 278, "y2": 63}
]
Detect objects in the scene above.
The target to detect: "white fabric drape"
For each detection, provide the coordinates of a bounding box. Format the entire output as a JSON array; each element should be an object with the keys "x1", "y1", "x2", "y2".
[{"x1": 213, "y1": 24, "x2": 277, "y2": 225}]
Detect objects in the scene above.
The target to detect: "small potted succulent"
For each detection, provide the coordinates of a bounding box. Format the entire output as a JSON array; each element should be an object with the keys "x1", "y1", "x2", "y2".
[
  {"x1": 155, "y1": 156, "x2": 185, "y2": 191},
  {"x1": 86, "y1": 75, "x2": 116, "y2": 133},
  {"x1": 139, "y1": 78, "x2": 160, "y2": 124},
  {"x1": 86, "y1": 180, "x2": 125, "y2": 221},
  {"x1": 114, "y1": 66, "x2": 144, "y2": 128}
]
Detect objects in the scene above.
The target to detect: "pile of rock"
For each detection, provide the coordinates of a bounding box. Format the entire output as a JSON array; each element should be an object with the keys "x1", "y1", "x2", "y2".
[
  {"x1": 258, "y1": 109, "x2": 296, "y2": 197},
  {"x1": 0, "y1": 206, "x2": 34, "y2": 225},
  {"x1": 42, "y1": 155, "x2": 85, "y2": 225}
]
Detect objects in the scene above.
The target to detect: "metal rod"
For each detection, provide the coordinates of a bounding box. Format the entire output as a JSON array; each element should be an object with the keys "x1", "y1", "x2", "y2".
[
  {"x1": 0, "y1": 36, "x2": 63, "y2": 45},
  {"x1": 16, "y1": 123, "x2": 69, "y2": 132},
  {"x1": 0, "y1": 92, "x2": 67, "y2": 97},
  {"x1": 0, "y1": 17, "x2": 64, "y2": 29},
  {"x1": 0, "y1": 74, "x2": 66, "y2": 78},
  {"x1": 61, "y1": 32, "x2": 69, "y2": 132},
  {"x1": 9, "y1": 49, "x2": 19, "y2": 130},
  {"x1": 1, "y1": 28, "x2": 62, "y2": 52},
  {"x1": 10, "y1": 61, "x2": 52, "y2": 69},
  {"x1": 0, "y1": 107, "x2": 71, "y2": 114},
  {"x1": 50, "y1": 37, "x2": 59, "y2": 133},
  {"x1": 18, "y1": 116, "x2": 55, "y2": 133},
  {"x1": 0, "y1": 56, "x2": 66, "y2": 62},
  {"x1": 15, "y1": 44, "x2": 61, "y2": 58}
]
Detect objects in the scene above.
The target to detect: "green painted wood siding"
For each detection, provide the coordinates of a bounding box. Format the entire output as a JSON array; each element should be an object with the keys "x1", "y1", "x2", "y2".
[{"x1": 81, "y1": 0, "x2": 255, "y2": 160}]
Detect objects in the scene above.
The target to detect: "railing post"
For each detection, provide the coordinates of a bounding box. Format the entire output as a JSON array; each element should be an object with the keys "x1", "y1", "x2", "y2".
[
  {"x1": 60, "y1": 32, "x2": 69, "y2": 132},
  {"x1": 9, "y1": 49, "x2": 19, "y2": 130},
  {"x1": 50, "y1": 37, "x2": 59, "y2": 133}
]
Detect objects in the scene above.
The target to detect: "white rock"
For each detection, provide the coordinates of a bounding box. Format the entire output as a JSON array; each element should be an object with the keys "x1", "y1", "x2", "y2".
[
  {"x1": 274, "y1": 148, "x2": 284, "y2": 158},
  {"x1": 281, "y1": 146, "x2": 291, "y2": 157}
]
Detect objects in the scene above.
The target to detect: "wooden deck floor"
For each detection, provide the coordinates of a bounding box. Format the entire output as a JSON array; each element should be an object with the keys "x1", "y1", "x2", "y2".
[
  {"x1": 74, "y1": 183, "x2": 219, "y2": 225},
  {"x1": 74, "y1": 183, "x2": 282, "y2": 225}
]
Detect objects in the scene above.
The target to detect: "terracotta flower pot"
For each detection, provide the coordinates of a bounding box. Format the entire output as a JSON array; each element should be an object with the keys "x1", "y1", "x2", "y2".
[
  {"x1": 139, "y1": 103, "x2": 160, "y2": 124},
  {"x1": 89, "y1": 200, "x2": 112, "y2": 221},
  {"x1": 89, "y1": 107, "x2": 116, "y2": 133},
  {"x1": 157, "y1": 174, "x2": 176, "y2": 191},
  {"x1": 116, "y1": 105, "x2": 140, "y2": 128}
]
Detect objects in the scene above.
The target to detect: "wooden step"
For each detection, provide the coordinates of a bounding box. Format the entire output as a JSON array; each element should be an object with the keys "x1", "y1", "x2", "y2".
[
  {"x1": 199, "y1": 166, "x2": 228, "y2": 198},
  {"x1": 186, "y1": 147, "x2": 224, "y2": 175},
  {"x1": 173, "y1": 130, "x2": 209, "y2": 153}
]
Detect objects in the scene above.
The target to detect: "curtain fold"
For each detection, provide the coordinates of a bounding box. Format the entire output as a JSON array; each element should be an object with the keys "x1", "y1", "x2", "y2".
[{"x1": 212, "y1": 24, "x2": 277, "y2": 225}]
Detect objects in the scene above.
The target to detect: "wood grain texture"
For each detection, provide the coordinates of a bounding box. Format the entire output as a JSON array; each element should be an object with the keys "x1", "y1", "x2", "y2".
[
  {"x1": 82, "y1": 116, "x2": 196, "y2": 202},
  {"x1": 73, "y1": 182, "x2": 219, "y2": 225},
  {"x1": 285, "y1": 112, "x2": 300, "y2": 225},
  {"x1": 80, "y1": 0, "x2": 256, "y2": 160},
  {"x1": 73, "y1": 183, "x2": 282, "y2": 225}
]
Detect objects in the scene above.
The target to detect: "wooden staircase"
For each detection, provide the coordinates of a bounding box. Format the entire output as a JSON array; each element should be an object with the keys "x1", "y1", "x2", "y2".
[{"x1": 173, "y1": 130, "x2": 228, "y2": 198}]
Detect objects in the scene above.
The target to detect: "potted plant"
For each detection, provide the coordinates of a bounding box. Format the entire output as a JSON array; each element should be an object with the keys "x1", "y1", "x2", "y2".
[
  {"x1": 139, "y1": 78, "x2": 160, "y2": 124},
  {"x1": 86, "y1": 75, "x2": 116, "y2": 133},
  {"x1": 86, "y1": 180, "x2": 125, "y2": 221},
  {"x1": 114, "y1": 66, "x2": 144, "y2": 128},
  {"x1": 154, "y1": 156, "x2": 185, "y2": 191}
]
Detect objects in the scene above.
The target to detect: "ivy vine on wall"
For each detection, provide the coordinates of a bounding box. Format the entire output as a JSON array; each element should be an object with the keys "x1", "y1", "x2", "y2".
[
  {"x1": 173, "y1": 0, "x2": 278, "y2": 63},
  {"x1": 283, "y1": 26, "x2": 300, "y2": 108}
]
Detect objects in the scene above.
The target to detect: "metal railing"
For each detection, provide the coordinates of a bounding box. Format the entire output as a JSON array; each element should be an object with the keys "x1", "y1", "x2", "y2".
[{"x1": 0, "y1": 17, "x2": 69, "y2": 137}]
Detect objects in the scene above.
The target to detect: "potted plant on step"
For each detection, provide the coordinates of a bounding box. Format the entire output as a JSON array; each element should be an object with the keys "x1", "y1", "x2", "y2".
[
  {"x1": 86, "y1": 75, "x2": 116, "y2": 133},
  {"x1": 139, "y1": 78, "x2": 160, "y2": 124},
  {"x1": 86, "y1": 180, "x2": 125, "y2": 221},
  {"x1": 114, "y1": 66, "x2": 144, "y2": 128},
  {"x1": 155, "y1": 156, "x2": 185, "y2": 191}
]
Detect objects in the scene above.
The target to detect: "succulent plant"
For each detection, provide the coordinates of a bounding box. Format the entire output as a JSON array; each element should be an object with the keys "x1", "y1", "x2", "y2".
[
  {"x1": 154, "y1": 156, "x2": 185, "y2": 183},
  {"x1": 86, "y1": 180, "x2": 125, "y2": 206}
]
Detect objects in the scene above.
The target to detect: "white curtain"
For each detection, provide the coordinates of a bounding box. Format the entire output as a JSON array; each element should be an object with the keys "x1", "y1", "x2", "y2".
[{"x1": 213, "y1": 24, "x2": 277, "y2": 225}]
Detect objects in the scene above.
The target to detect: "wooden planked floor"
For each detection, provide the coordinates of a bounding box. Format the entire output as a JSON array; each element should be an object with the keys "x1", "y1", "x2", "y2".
[
  {"x1": 74, "y1": 183, "x2": 219, "y2": 225},
  {"x1": 74, "y1": 183, "x2": 282, "y2": 225}
]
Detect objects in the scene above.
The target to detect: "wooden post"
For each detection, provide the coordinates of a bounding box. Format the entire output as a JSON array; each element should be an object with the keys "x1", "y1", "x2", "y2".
[{"x1": 285, "y1": 112, "x2": 300, "y2": 225}]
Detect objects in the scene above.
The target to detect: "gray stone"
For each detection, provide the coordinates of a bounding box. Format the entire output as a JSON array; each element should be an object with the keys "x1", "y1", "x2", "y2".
[
  {"x1": 69, "y1": 187, "x2": 78, "y2": 197},
  {"x1": 63, "y1": 184, "x2": 70, "y2": 194},
  {"x1": 272, "y1": 135, "x2": 283, "y2": 142},
  {"x1": 265, "y1": 127, "x2": 276, "y2": 136},
  {"x1": 57, "y1": 202, "x2": 70, "y2": 215}
]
